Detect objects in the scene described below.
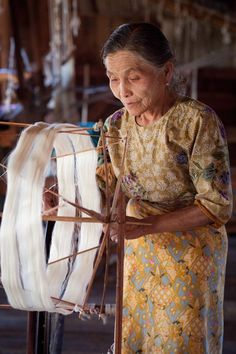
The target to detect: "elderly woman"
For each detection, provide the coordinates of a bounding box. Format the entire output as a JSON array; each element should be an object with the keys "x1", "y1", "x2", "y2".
[{"x1": 96, "y1": 22, "x2": 233, "y2": 353}]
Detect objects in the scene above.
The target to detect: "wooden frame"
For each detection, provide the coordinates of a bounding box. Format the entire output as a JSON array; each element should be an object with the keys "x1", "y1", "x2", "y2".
[{"x1": 0, "y1": 120, "x2": 146, "y2": 354}]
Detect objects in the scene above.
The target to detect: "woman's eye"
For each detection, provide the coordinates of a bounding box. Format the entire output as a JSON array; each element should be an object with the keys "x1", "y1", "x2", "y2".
[
  {"x1": 129, "y1": 77, "x2": 139, "y2": 81},
  {"x1": 110, "y1": 77, "x2": 118, "y2": 82}
]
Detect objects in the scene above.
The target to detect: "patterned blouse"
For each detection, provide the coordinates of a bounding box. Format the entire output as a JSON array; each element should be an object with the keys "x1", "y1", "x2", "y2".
[{"x1": 97, "y1": 96, "x2": 233, "y2": 227}]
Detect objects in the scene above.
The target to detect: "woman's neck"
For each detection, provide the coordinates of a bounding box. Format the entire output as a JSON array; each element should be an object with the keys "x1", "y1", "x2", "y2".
[{"x1": 136, "y1": 92, "x2": 178, "y2": 127}]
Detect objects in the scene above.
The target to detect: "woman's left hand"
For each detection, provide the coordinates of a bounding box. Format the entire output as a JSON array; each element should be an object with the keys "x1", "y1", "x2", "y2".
[
  {"x1": 109, "y1": 205, "x2": 213, "y2": 242},
  {"x1": 109, "y1": 216, "x2": 153, "y2": 241}
]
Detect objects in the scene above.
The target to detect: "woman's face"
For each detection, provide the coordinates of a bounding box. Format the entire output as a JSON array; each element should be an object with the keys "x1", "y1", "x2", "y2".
[{"x1": 105, "y1": 50, "x2": 170, "y2": 117}]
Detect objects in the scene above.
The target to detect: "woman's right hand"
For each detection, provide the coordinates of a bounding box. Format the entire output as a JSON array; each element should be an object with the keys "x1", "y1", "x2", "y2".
[{"x1": 42, "y1": 176, "x2": 58, "y2": 215}]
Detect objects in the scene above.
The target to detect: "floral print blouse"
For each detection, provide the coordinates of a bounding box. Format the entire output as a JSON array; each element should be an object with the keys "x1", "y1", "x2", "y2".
[{"x1": 96, "y1": 96, "x2": 233, "y2": 227}]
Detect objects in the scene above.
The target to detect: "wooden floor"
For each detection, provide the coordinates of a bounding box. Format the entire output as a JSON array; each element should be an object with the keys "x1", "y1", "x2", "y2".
[{"x1": 1, "y1": 235, "x2": 236, "y2": 354}]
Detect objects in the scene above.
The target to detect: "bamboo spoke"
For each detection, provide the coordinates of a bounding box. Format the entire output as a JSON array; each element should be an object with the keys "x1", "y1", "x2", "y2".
[
  {"x1": 0, "y1": 163, "x2": 8, "y2": 180},
  {"x1": 48, "y1": 245, "x2": 100, "y2": 265},
  {"x1": 0, "y1": 211, "x2": 103, "y2": 224},
  {"x1": 44, "y1": 188, "x2": 106, "y2": 223},
  {"x1": 0, "y1": 121, "x2": 123, "y2": 140},
  {"x1": 0, "y1": 121, "x2": 92, "y2": 130},
  {"x1": 58, "y1": 127, "x2": 95, "y2": 132},
  {"x1": 101, "y1": 122, "x2": 111, "y2": 219},
  {"x1": 59, "y1": 131, "x2": 100, "y2": 138},
  {"x1": 51, "y1": 297, "x2": 76, "y2": 310},
  {"x1": 0, "y1": 171, "x2": 7, "y2": 180},
  {"x1": 99, "y1": 233, "x2": 110, "y2": 316},
  {"x1": 42, "y1": 205, "x2": 60, "y2": 215},
  {"x1": 42, "y1": 215, "x2": 103, "y2": 223},
  {"x1": 0, "y1": 163, "x2": 7, "y2": 170},
  {"x1": 0, "y1": 212, "x2": 150, "y2": 227},
  {"x1": 0, "y1": 121, "x2": 30, "y2": 128},
  {"x1": 110, "y1": 136, "x2": 128, "y2": 216},
  {"x1": 0, "y1": 304, "x2": 12, "y2": 309},
  {"x1": 82, "y1": 223, "x2": 110, "y2": 308},
  {"x1": 60, "y1": 128, "x2": 123, "y2": 140},
  {"x1": 51, "y1": 139, "x2": 122, "y2": 160}
]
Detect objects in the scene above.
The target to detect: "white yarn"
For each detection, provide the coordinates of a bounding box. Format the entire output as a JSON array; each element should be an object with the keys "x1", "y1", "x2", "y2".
[
  {"x1": 15, "y1": 124, "x2": 60, "y2": 311},
  {"x1": 0, "y1": 122, "x2": 57, "y2": 311},
  {"x1": 61, "y1": 133, "x2": 102, "y2": 305},
  {"x1": 0, "y1": 123, "x2": 102, "y2": 314},
  {"x1": 46, "y1": 130, "x2": 79, "y2": 301}
]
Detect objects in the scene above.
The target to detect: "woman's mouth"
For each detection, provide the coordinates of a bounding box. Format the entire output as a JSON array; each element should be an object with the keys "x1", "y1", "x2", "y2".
[{"x1": 125, "y1": 101, "x2": 138, "y2": 107}]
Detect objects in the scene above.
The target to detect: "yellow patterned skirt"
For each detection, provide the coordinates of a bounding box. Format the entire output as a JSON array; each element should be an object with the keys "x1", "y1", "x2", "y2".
[{"x1": 122, "y1": 199, "x2": 228, "y2": 354}]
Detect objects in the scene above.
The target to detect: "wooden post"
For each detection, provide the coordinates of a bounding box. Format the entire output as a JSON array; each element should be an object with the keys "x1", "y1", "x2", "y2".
[
  {"x1": 8, "y1": 0, "x2": 25, "y2": 98},
  {"x1": 114, "y1": 190, "x2": 125, "y2": 354},
  {"x1": 0, "y1": 0, "x2": 11, "y2": 104},
  {"x1": 26, "y1": 312, "x2": 37, "y2": 354},
  {"x1": 26, "y1": 0, "x2": 43, "y2": 87},
  {"x1": 0, "y1": 0, "x2": 10, "y2": 68}
]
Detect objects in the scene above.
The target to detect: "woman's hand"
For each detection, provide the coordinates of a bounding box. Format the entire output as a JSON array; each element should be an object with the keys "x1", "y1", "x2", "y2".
[
  {"x1": 42, "y1": 176, "x2": 58, "y2": 215},
  {"x1": 108, "y1": 204, "x2": 213, "y2": 242},
  {"x1": 109, "y1": 216, "x2": 154, "y2": 241}
]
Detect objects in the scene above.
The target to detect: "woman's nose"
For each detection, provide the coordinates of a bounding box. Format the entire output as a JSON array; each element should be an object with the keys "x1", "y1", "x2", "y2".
[{"x1": 120, "y1": 81, "x2": 131, "y2": 98}]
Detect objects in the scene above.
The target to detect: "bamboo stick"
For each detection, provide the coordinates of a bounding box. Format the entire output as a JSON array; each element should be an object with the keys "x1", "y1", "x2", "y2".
[
  {"x1": 0, "y1": 121, "x2": 123, "y2": 140},
  {"x1": 60, "y1": 128, "x2": 123, "y2": 140},
  {"x1": 59, "y1": 131, "x2": 101, "y2": 138},
  {"x1": 51, "y1": 297, "x2": 81, "y2": 311},
  {"x1": 58, "y1": 127, "x2": 96, "y2": 132},
  {"x1": 0, "y1": 121, "x2": 93, "y2": 130},
  {"x1": 101, "y1": 122, "x2": 111, "y2": 219},
  {"x1": 0, "y1": 304, "x2": 12, "y2": 309},
  {"x1": 51, "y1": 139, "x2": 122, "y2": 160},
  {"x1": 82, "y1": 223, "x2": 110, "y2": 308},
  {"x1": 44, "y1": 188, "x2": 106, "y2": 223},
  {"x1": 0, "y1": 121, "x2": 30, "y2": 128},
  {"x1": 48, "y1": 245, "x2": 100, "y2": 265},
  {"x1": 99, "y1": 234, "x2": 110, "y2": 316},
  {"x1": 0, "y1": 211, "x2": 151, "y2": 226},
  {"x1": 110, "y1": 137, "x2": 128, "y2": 214},
  {"x1": 42, "y1": 215, "x2": 102, "y2": 223},
  {"x1": 0, "y1": 163, "x2": 7, "y2": 171},
  {"x1": 0, "y1": 212, "x2": 103, "y2": 224}
]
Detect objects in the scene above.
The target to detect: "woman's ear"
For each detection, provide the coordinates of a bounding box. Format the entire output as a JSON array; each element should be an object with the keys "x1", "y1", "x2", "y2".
[{"x1": 164, "y1": 61, "x2": 174, "y2": 84}]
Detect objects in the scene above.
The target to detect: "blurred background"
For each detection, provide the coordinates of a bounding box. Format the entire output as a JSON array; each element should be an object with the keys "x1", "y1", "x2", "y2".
[{"x1": 0, "y1": 0, "x2": 236, "y2": 353}]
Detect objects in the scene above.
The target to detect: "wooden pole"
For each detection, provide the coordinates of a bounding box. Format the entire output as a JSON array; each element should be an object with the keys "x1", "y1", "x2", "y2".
[
  {"x1": 114, "y1": 190, "x2": 125, "y2": 354},
  {"x1": 26, "y1": 312, "x2": 37, "y2": 354},
  {"x1": 26, "y1": 0, "x2": 43, "y2": 84},
  {"x1": 0, "y1": 0, "x2": 10, "y2": 68},
  {"x1": 8, "y1": 0, "x2": 25, "y2": 98}
]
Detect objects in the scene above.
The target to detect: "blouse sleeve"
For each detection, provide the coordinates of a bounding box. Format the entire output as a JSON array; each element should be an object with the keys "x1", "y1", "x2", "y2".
[
  {"x1": 189, "y1": 108, "x2": 233, "y2": 227},
  {"x1": 96, "y1": 117, "x2": 117, "y2": 195}
]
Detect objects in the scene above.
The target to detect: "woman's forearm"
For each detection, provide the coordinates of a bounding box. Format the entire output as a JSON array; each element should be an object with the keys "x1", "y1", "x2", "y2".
[
  {"x1": 125, "y1": 205, "x2": 213, "y2": 240},
  {"x1": 148, "y1": 205, "x2": 212, "y2": 233}
]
